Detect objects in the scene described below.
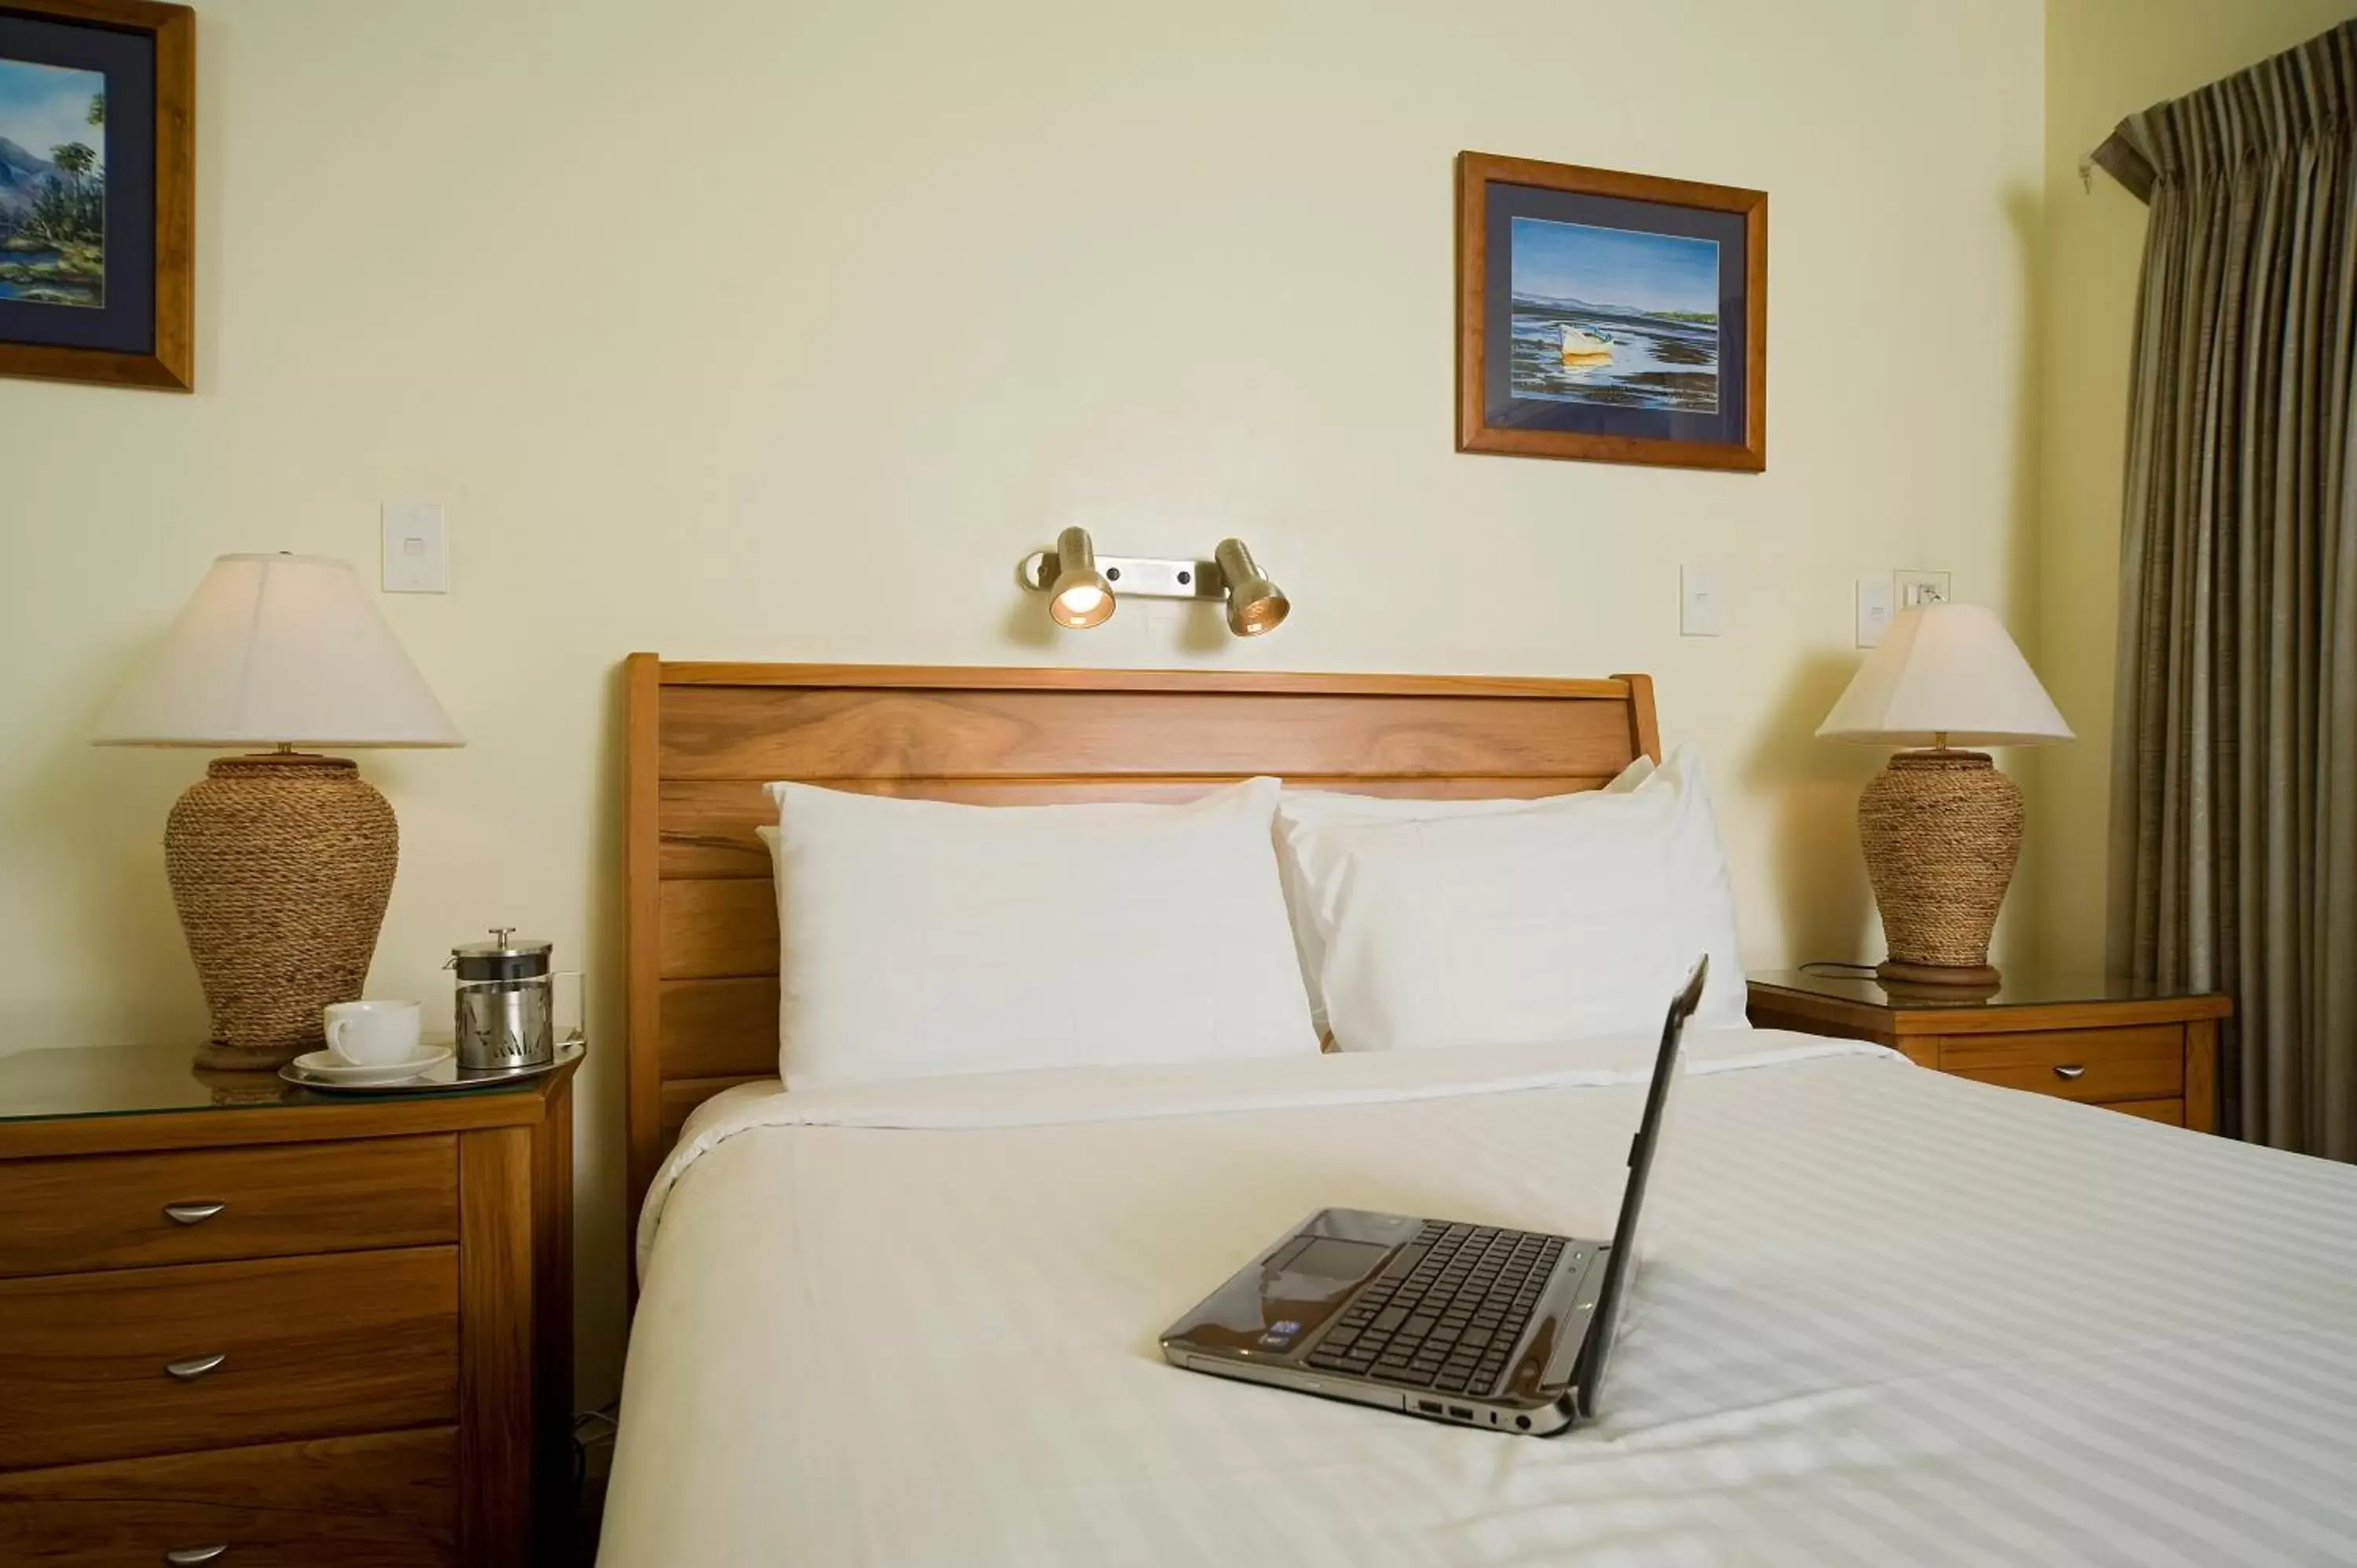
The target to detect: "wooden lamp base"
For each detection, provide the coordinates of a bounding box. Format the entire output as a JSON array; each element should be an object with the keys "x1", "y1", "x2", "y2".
[
  {"x1": 1876, "y1": 958, "x2": 2003, "y2": 989},
  {"x1": 164, "y1": 753, "x2": 398, "y2": 1069},
  {"x1": 1857, "y1": 749, "x2": 2021, "y2": 988}
]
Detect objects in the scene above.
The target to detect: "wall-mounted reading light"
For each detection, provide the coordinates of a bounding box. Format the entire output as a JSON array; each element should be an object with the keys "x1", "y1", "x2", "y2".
[
  {"x1": 1020, "y1": 533, "x2": 1290, "y2": 637},
  {"x1": 1044, "y1": 526, "x2": 1115, "y2": 629},
  {"x1": 1212, "y1": 539, "x2": 1288, "y2": 637}
]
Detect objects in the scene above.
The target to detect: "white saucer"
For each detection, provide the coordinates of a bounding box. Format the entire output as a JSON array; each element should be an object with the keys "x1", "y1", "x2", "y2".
[
  {"x1": 290, "y1": 1046, "x2": 454, "y2": 1085},
  {"x1": 280, "y1": 1039, "x2": 584, "y2": 1097}
]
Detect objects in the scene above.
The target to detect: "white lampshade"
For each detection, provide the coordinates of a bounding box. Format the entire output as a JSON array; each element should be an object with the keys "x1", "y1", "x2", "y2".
[
  {"x1": 92, "y1": 554, "x2": 464, "y2": 749},
  {"x1": 1817, "y1": 602, "x2": 2073, "y2": 748}
]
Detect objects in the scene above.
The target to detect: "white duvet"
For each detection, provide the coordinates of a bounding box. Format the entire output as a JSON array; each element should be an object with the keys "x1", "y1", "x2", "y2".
[{"x1": 602, "y1": 1031, "x2": 2357, "y2": 1566}]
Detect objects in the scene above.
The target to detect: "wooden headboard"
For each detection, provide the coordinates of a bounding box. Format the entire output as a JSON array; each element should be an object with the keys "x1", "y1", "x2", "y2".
[{"x1": 622, "y1": 658, "x2": 1661, "y2": 1227}]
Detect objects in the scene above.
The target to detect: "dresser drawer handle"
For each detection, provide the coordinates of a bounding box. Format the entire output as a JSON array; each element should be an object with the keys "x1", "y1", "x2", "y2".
[
  {"x1": 2053, "y1": 1064, "x2": 2088, "y2": 1081},
  {"x1": 162, "y1": 1201, "x2": 228, "y2": 1225},
  {"x1": 165, "y1": 1353, "x2": 227, "y2": 1382},
  {"x1": 164, "y1": 1548, "x2": 229, "y2": 1566}
]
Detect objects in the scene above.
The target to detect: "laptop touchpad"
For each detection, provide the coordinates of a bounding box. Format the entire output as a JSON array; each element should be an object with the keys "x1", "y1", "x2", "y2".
[{"x1": 1270, "y1": 1235, "x2": 1391, "y2": 1289}]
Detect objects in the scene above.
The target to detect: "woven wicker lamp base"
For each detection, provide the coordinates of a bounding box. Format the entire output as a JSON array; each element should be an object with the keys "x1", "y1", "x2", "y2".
[
  {"x1": 1857, "y1": 749, "x2": 2021, "y2": 987},
  {"x1": 165, "y1": 753, "x2": 398, "y2": 1071}
]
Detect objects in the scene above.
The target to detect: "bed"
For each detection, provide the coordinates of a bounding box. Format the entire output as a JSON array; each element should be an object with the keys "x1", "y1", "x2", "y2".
[{"x1": 603, "y1": 659, "x2": 2357, "y2": 1566}]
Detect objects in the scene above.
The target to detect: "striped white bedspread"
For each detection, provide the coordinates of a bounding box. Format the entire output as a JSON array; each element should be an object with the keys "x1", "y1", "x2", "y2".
[{"x1": 601, "y1": 1030, "x2": 2357, "y2": 1567}]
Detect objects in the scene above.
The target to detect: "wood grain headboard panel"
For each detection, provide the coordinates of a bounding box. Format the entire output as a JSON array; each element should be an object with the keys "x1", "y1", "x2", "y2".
[{"x1": 624, "y1": 659, "x2": 1662, "y2": 1227}]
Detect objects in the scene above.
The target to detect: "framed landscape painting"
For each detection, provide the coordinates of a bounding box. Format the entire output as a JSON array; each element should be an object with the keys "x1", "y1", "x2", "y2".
[
  {"x1": 0, "y1": 0, "x2": 192, "y2": 391},
  {"x1": 1457, "y1": 152, "x2": 1765, "y2": 472}
]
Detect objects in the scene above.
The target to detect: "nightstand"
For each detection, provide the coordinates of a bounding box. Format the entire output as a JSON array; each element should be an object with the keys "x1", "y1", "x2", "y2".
[
  {"x1": 1747, "y1": 969, "x2": 2228, "y2": 1130},
  {"x1": 0, "y1": 1042, "x2": 577, "y2": 1566}
]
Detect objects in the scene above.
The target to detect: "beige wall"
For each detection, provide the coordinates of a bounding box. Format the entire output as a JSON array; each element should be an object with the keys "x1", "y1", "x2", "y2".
[
  {"x1": 2038, "y1": 0, "x2": 2357, "y2": 969},
  {"x1": 0, "y1": 0, "x2": 2043, "y2": 1405}
]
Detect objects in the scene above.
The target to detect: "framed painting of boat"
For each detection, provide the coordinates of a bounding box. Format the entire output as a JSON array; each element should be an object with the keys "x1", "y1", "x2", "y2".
[
  {"x1": 1456, "y1": 152, "x2": 1765, "y2": 472},
  {"x1": 0, "y1": 0, "x2": 194, "y2": 391}
]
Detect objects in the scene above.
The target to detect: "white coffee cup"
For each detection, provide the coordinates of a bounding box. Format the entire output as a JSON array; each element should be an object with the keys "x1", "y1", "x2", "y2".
[{"x1": 324, "y1": 999, "x2": 423, "y2": 1067}]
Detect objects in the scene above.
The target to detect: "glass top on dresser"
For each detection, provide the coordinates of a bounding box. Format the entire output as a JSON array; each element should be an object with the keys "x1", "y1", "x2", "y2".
[
  {"x1": 1747, "y1": 965, "x2": 2224, "y2": 1013},
  {"x1": 0, "y1": 1040, "x2": 540, "y2": 1123}
]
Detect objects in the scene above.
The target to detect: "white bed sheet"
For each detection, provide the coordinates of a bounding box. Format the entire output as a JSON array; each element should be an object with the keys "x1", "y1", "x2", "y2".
[{"x1": 603, "y1": 1029, "x2": 2357, "y2": 1567}]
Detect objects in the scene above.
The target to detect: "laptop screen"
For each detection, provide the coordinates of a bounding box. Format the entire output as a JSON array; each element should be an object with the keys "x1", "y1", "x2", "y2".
[{"x1": 1567, "y1": 954, "x2": 1707, "y2": 1419}]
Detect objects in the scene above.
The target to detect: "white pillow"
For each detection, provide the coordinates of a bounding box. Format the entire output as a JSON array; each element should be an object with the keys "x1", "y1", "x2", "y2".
[
  {"x1": 1288, "y1": 793, "x2": 1684, "y2": 1053},
  {"x1": 1274, "y1": 744, "x2": 1747, "y2": 1035},
  {"x1": 1271, "y1": 758, "x2": 1649, "y2": 1039},
  {"x1": 758, "y1": 778, "x2": 1318, "y2": 1088},
  {"x1": 1633, "y1": 746, "x2": 1748, "y2": 1028}
]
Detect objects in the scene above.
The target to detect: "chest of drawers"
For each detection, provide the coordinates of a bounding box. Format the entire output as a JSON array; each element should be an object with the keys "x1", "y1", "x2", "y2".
[{"x1": 0, "y1": 1046, "x2": 576, "y2": 1567}]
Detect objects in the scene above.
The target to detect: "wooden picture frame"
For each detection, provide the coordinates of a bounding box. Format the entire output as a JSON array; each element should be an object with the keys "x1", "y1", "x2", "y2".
[
  {"x1": 0, "y1": 0, "x2": 193, "y2": 391},
  {"x1": 1456, "y1": 151, "x2": 1765, "y2": 472}
]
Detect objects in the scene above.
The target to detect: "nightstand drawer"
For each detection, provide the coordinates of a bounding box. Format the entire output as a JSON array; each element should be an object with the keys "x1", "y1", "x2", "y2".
[
  {"x1": 0, "y1": 1429, "x2": 456, "y2": 1567},
  {"x1": 0, "y1": 1137, "x2": 457, "y2": 1280},
  {"x1": 0, "y1": 1248, "x2": 458, "y2": 1472},
  {"x1": 1939, "y1": 1025, "x2": 2185, "y2": 1103}
]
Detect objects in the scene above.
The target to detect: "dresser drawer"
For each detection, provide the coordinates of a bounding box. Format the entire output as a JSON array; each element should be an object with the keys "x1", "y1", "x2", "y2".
[
  {"x1": 0, "y1": 1248, "x2": 457, "y2": 1471},
  {"x1": 0, "y1": 1137, "x2": 456, "y2": 1280},
  {"x1": 2110, "y1": 1097, "x2": 2186, "y2": 1126},
  {"x1": 0, "y1": 1427, "x2": 456, "y2": 1567},
  {"x1": 1939, "y1": 1025, "x2": 2184, "y2": 1104}
]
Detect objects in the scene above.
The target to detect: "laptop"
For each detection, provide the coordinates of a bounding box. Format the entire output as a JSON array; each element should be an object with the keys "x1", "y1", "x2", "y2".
[{"x1": 1159, "y1": 956, "x2": 1706, "y2": 1438}]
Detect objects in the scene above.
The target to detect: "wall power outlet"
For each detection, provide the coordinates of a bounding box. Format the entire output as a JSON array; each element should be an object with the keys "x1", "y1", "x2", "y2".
[{"x1": 1893, "y1": 569, "x2": 1952, "y2": 610}]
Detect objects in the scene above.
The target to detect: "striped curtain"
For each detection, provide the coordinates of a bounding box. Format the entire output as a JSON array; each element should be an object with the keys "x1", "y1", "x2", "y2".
[{"x1": 2094, "y1": 21, "x2": 2357, "y2": 1157}]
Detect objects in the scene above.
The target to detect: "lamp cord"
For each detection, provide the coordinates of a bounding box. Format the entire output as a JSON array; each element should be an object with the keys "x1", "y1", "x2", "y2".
[{"x1": 1798, "y1": 960, "x2": 1880, "y2": 979}]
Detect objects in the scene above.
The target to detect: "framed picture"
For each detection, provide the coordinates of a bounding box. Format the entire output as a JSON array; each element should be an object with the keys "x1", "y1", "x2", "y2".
[
  {"x1": 1456, "y1": 152, "x2": 1765, "y2": 472},
  {"x1": 0, "y1": 0, "x2": 192, "y2": 391}
]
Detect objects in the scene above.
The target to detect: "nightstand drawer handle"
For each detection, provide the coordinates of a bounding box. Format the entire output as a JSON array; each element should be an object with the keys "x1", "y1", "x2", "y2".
[
  {"x1": 164, "y1": 1547, "x2": 228, "y2": 1566},
  {"x1": 165, "y1": 1353, "x2": 226, "y2": 1382},
  {"x1": 2053, "y1": 1064, "x2": 2088, "y2": 1081},
  {"x1": 163, "y1": 1201, "x2": 227, "y2": 1225}
]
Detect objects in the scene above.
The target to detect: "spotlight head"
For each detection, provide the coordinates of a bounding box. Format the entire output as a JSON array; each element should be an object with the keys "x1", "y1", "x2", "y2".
[
  {"x1": 1047, "y1": 526, "x2": 1115, "y2": 629},
  {"x1": 1215, "y1": 538, "x2": 1288, "y2": 637}
]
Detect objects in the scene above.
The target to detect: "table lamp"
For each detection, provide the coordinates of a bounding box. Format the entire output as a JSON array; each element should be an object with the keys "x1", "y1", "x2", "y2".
[
  {"x1": 92, "y1": 554, "x2": 464, "y2": 1069},
  {"x1": 1816, "y1": 603, "x2": 2072, "y2": 987}
]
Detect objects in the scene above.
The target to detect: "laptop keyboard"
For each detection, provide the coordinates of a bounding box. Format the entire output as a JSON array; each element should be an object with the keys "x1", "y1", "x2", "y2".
[{"x1": 1302, "y1": 1221, "x2": 1573, "y2": 1397}]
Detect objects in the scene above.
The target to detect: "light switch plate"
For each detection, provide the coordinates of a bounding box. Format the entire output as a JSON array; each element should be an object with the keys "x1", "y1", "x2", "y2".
[
  {"x1": 382, "y1": 501, "x2": 448, "y2": 593},
  {"x1": 1680, "y1": 565, "x2": 1723, "y2": 637},
  {"x1": 1893, "y1": 568, "x2": 1951, "y2": 610},
  {"x1": 1856, "y1": 575, "x2": 1894, "y2": 647}
]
